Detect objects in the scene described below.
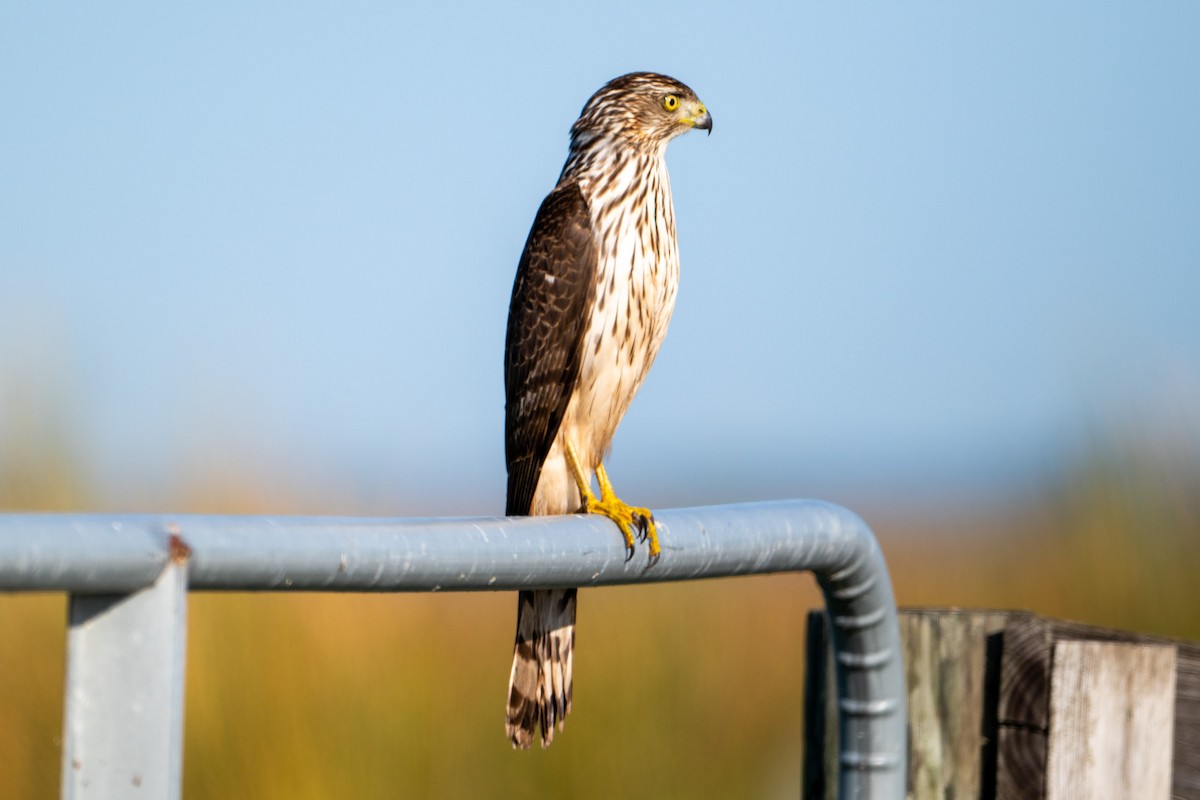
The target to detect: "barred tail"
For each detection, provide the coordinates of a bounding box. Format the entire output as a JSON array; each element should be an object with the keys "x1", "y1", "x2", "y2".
[{"x1": 505, "y1": 588, "x2": 576, "y2": 749}]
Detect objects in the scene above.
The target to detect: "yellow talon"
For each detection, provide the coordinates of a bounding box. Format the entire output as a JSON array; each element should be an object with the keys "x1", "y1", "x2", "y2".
[
  {"x1": 564, "y1": 441, "x2": 660, "y2": 564},
  {"x1": 595, "y1": 464, "x2": 659, "y2": 561}
]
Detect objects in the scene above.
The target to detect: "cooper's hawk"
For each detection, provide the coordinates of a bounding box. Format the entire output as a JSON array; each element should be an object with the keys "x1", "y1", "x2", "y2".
[{"x1": 504, "y1": 72, "x2": 711, "y2": 748}]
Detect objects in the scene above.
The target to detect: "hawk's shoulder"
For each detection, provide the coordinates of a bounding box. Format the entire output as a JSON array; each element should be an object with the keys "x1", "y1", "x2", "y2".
[{"x1": 504, "y1": 180, "x2": 598, "y2": 516}]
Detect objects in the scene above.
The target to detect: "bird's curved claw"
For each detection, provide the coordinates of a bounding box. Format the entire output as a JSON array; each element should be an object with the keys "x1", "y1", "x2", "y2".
[
  {"x1": 633, "y1": 513, "x2": 649, "y2": 543},
  {"x1": 636, "y1": 511, "x2": 661, "y2": 567},
  {"x1": 623, "y1": 536, "x2": 636, "y2": 562}
]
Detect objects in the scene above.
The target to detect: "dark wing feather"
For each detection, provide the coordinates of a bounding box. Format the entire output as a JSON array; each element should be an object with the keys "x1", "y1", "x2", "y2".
[{"x1": 504, "y1": 181, "x2": 597, "y2": 516}]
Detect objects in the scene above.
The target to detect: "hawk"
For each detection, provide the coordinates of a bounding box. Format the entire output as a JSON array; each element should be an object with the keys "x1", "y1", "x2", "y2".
[{"x1": 504, "y1": 72, "x2": 711, "y2": 749}]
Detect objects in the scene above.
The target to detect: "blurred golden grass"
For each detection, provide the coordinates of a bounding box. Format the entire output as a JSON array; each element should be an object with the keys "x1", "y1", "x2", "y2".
[
  {"x1": 2, "y1": 428, "x2": 1197, "y2": 798},
  {"x1": 175, "y1": 576, "x2": 818, "y2": 800}
]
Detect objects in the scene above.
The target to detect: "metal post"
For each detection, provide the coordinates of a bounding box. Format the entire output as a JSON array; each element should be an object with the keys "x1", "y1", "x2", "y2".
[
  {"x1": 60, "y1": 537, "x2": 190, "y2": 800},
  {"x1": 815, "y1": 525, "x2": 907, "y2": 799}
]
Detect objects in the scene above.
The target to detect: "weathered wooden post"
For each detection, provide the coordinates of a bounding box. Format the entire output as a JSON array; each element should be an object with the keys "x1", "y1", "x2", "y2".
[{"x1": 804, "y1": 609, "x2": 1200, "y2": 799}]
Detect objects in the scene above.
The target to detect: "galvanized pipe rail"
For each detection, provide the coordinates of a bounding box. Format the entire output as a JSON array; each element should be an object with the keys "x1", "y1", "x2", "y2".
[{"x1": 0, "y1": 499, "x2": 907, "y2": 799}]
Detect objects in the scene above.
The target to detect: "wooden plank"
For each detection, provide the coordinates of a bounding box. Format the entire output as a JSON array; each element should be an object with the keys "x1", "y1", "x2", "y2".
[
  {"x1": 997, "y1": 614, "x2": 1200, "y2": 800},
  {"x1": 997, "y1": 613, "x2": 1051, "y2": 798},
  {"x1": 998, "y1": 613, "x2": 1050, "y2": 727},
  {"x1": 902, "y1": 609, "x2": 1010, "y2": 799},
  {"x1": 1046, "y1": 642, "x2": 1177, "y2": 800},
  {"x1": 1173, "y1": 651, "x2": 1200, "y2": 798},
  {"x1": 997, "y1": 726, "x2": 1050, "y2": 800}
]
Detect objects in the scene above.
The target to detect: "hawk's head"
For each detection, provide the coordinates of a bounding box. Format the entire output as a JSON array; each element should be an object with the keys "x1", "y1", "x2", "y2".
[{"x1": 570, "y1": 72, "x2": 711, "y2": 151}]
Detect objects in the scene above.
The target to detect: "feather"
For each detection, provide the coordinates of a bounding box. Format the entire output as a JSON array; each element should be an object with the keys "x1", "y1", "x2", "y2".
[{"x1": 505, "y1": 589, "x2": 575, "y2": 748}]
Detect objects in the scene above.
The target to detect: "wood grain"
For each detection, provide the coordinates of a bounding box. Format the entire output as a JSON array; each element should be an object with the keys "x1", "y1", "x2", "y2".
[
  {"x1": 1046, "y1": 642, "x2": 1176, "y2": 800},
  {"x1": 903, "y1": 609, "x2": 1011, "y2": 799}
]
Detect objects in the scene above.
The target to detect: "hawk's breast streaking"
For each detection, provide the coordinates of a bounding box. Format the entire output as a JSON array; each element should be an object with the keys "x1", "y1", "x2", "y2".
[{"x1": 503, "y1": 72, "x2": 711, "y2": 749}]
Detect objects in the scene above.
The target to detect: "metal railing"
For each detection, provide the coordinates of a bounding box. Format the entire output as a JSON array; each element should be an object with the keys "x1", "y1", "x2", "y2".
[{"x1": 0, "y1": 499, "x2": 907, "y2": 799}]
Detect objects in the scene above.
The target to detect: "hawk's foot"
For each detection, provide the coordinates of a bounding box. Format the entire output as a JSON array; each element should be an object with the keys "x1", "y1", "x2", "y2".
[
  {"x1": 591, "y1": 463, "x2": 660, "y2": 565},
  {"x1": 582, "y1": 491, "x2": 659, "y2": 564},
  {"x1": 563, "y1": 441, "x2": 661, "y2": 565}
]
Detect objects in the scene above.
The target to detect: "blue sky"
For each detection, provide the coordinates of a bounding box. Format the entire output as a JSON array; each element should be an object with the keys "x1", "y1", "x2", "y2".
[{"x1": 2, "y1": 3, "x2": 1198, "y2": 515}]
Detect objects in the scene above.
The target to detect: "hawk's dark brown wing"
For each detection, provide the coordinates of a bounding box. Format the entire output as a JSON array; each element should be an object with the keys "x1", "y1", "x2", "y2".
[{"x1": 504, "y1": 181, "x2": 597, "y2": 516}]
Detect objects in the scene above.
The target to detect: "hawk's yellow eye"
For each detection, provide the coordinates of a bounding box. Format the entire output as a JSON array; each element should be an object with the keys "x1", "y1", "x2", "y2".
[{"x1": 662, "y1": 94, "x2": 680, "y2": 112}]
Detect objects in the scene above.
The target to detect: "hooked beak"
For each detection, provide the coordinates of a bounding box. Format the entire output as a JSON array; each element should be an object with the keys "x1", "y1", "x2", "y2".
[{"x1": 689, "y1": 104, "x2": 713, "y2": 135}]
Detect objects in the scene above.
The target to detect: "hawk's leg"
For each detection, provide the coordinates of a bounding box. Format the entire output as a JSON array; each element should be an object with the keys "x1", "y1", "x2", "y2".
[{"x1": 564, "y1": 440, "x2": 660, "y2": 564}]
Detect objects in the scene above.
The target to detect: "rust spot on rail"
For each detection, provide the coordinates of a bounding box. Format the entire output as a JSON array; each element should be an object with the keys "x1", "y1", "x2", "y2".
[{"x1": 168, "y1": 528, "x2": 192, "y2": 564}]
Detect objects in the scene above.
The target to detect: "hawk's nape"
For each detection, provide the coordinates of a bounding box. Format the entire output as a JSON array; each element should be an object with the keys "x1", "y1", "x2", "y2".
[{"x1": 503, "y1": 72, "x2": 710, "y2": 749}]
